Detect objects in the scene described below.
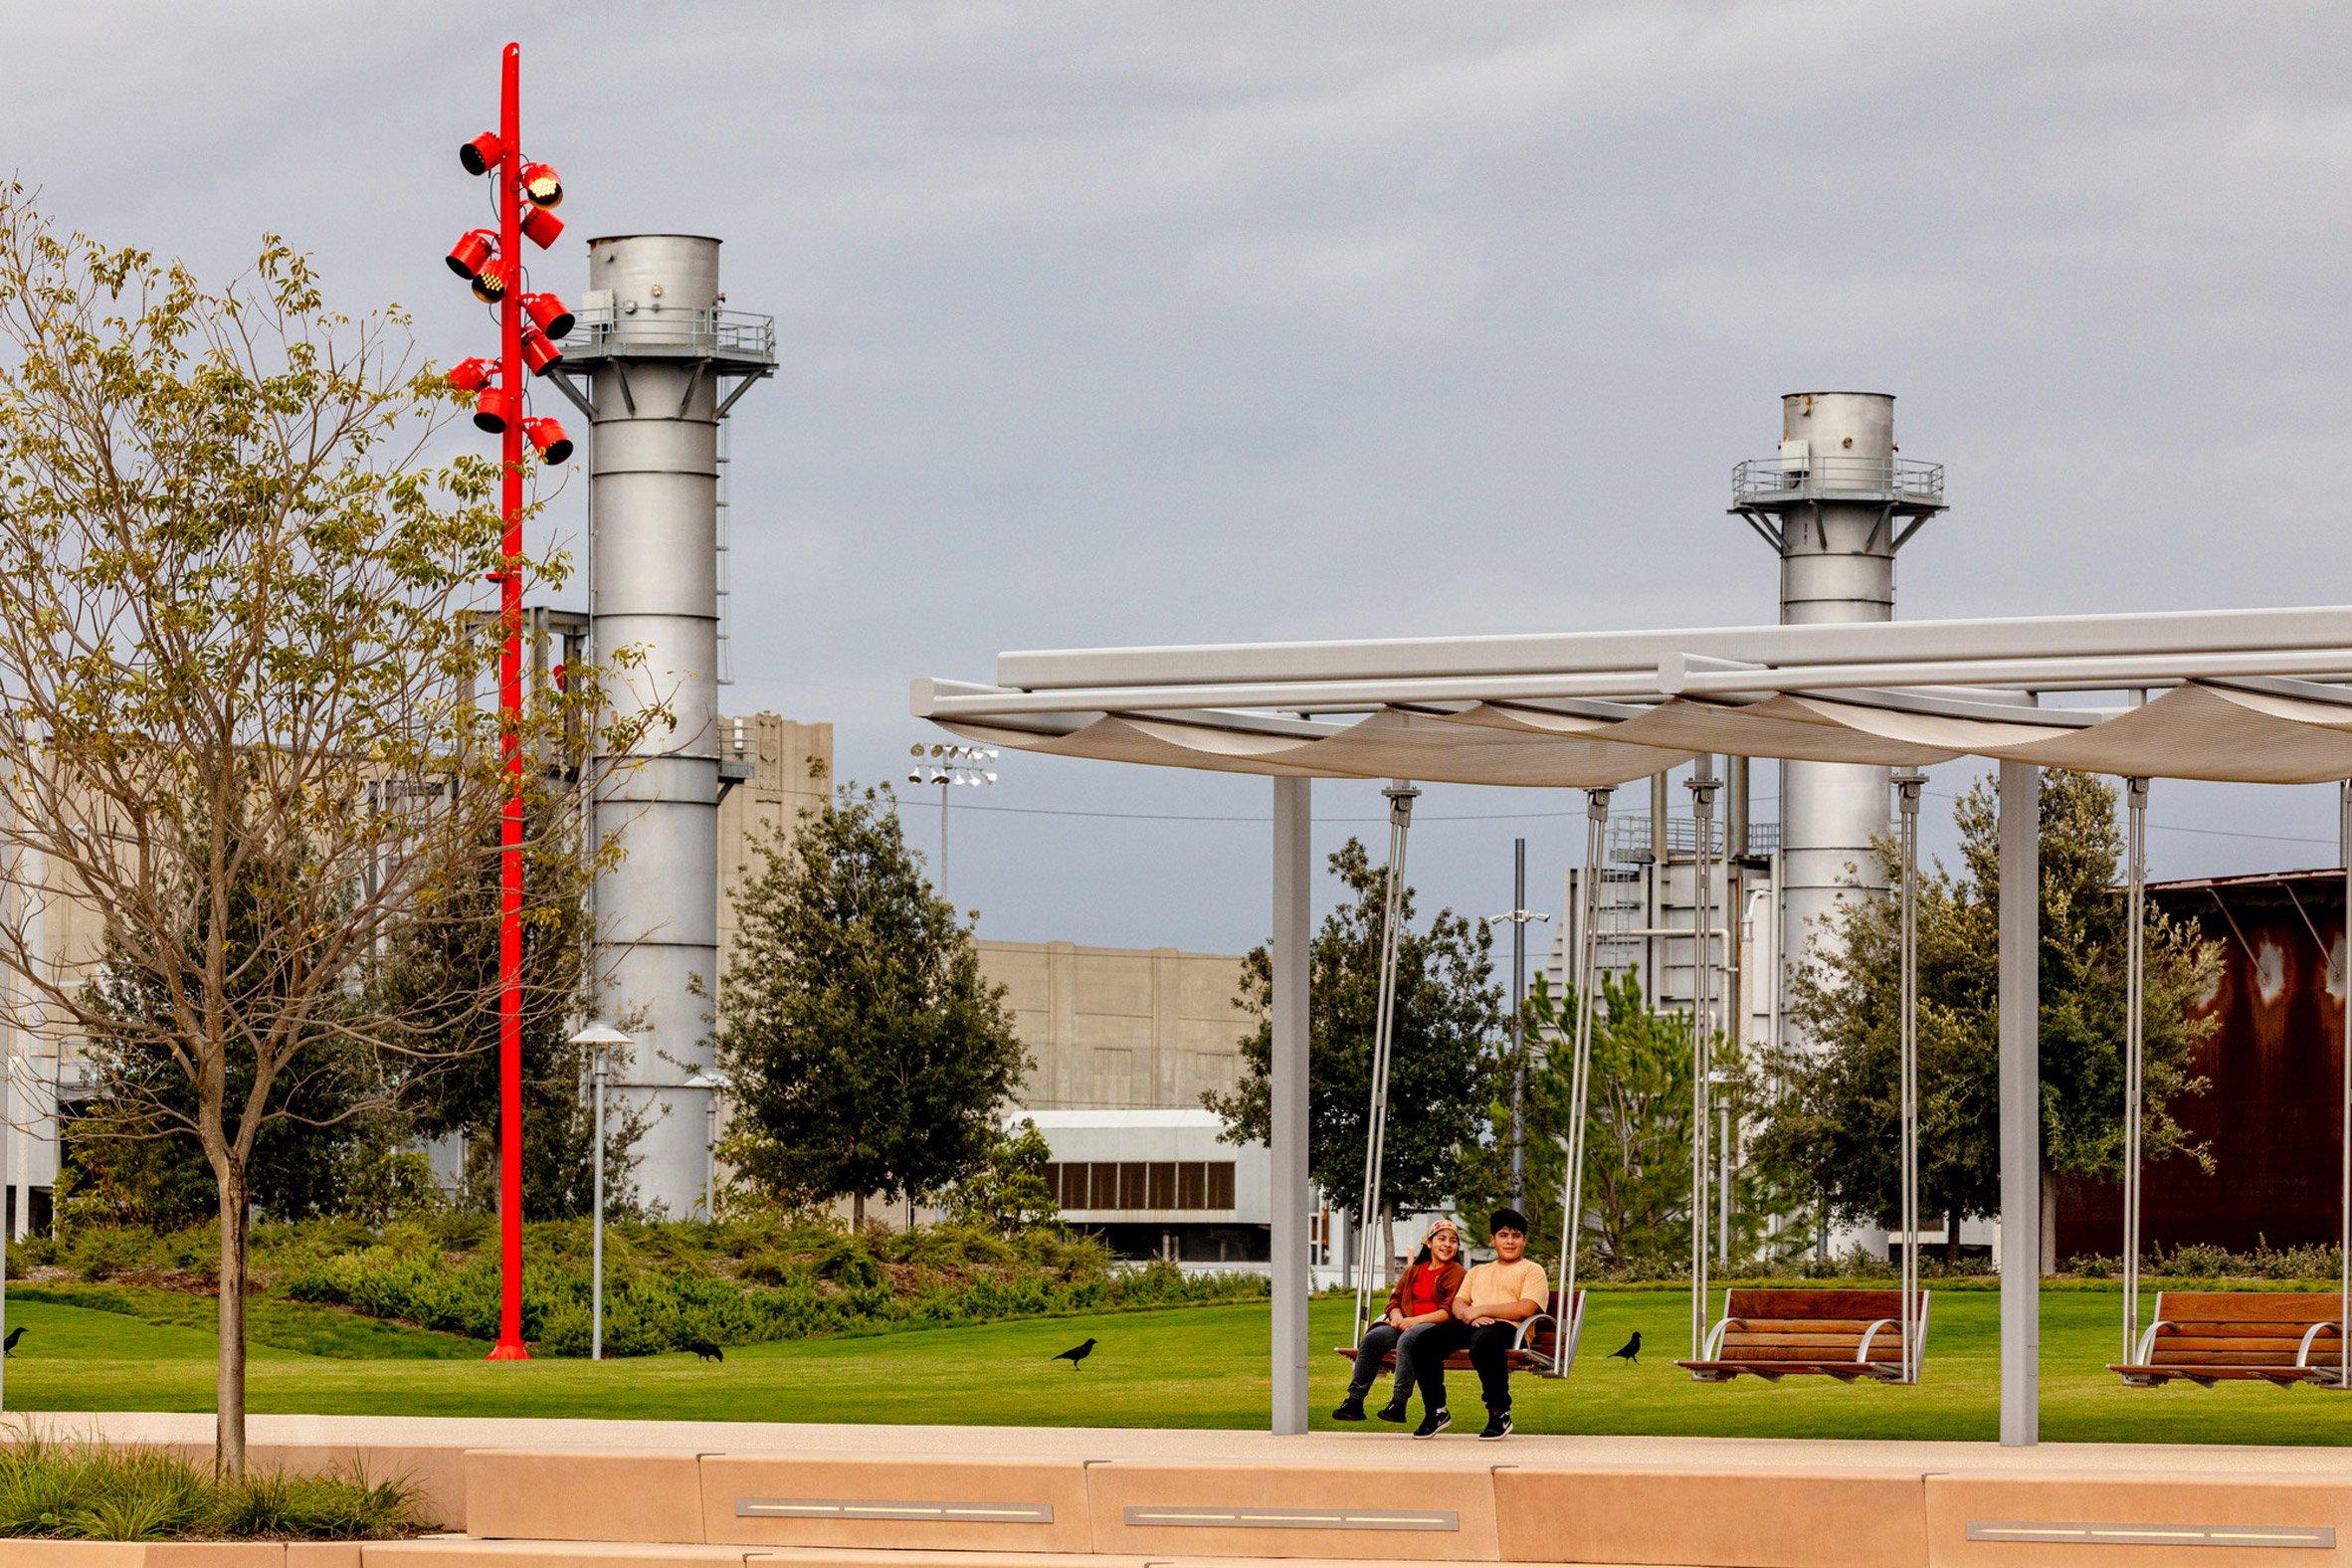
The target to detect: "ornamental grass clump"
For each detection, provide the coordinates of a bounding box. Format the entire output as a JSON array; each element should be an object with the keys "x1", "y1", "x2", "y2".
[{"x1": 0, "y1": 1427, "x2": 417, "y2": 1541}]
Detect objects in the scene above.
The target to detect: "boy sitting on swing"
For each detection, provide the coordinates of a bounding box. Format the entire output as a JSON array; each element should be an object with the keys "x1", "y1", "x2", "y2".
[{"x1": 1410, "y1": 1208, "x2": 1548, "y2": 1440}]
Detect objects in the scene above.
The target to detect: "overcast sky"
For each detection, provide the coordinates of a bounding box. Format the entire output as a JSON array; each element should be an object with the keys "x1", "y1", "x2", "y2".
[{"x1": 13, "y1": 2, "x2": 2352, "y2": 960}]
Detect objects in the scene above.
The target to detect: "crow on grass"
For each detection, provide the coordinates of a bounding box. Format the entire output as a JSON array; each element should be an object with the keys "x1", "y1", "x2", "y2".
[
  {"x1": 1607, "y1": 1331, "x2": 1642, "y2": 1366},
  {"x1": 685, "y1": 1338, "x2": 723, "y2": 1362},
  {"x1": 2, "y1": 1326, "x2": 21, "y2": 1357},
  {"x1": 1052, "y1": 1337, "x2": 1097, "y2": 1369}
]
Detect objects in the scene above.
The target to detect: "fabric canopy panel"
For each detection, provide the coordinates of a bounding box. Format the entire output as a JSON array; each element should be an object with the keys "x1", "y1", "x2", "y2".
[{"x1": 940, "y1": 680, "x2": 2352, "y2": 788}]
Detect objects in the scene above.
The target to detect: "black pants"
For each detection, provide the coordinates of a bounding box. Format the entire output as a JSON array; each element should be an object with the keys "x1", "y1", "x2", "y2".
[
  {"x1": 1413, "y1": 1319, "x2": 1519, "y2": 1415},
  {"x1": 1344, "y1": 1321, "x2": 1444, "y2": 1405}
]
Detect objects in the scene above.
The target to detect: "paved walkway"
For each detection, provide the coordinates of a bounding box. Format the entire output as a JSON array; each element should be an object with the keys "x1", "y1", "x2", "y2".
[{"x1": 31, "y1": 1411, "x2": 2352, "y2": 1474}]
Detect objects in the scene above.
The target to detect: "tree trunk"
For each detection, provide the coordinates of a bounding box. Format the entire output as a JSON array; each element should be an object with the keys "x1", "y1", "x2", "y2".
[
  {"x1": 2039, "y1": 1177, "x2": 2058, "y2": 1277},
  {"x1": 215, "y1": 1167, "x2": 249, "y2": 1478},
  {"x1": 852, "y1": 1190, "x2": 865, "y2": 1229},
  {"x1": 1380, "y1": 1204, "x2": 1395, "y2": 1287},
  {"x1": 1945, "y1": 1210, "x2": 1961, "y2": 1266}
]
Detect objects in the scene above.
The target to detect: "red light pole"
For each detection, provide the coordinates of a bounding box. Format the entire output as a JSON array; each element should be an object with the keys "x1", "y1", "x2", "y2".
[{"x1": 450, "y1": 41, "x2": 573, "y2": 1362}]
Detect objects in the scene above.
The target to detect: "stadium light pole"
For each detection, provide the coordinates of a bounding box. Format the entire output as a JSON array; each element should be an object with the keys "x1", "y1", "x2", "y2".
[
  {"x1": 570, "y1": 1023, "x2": 630, "y2": 1362},
  {"x1": 451, "y1": 41, "x2": 573, "y2": 1362},
  {"x1": 906, "y1": 743, "x2": 997, "y2": 904}
]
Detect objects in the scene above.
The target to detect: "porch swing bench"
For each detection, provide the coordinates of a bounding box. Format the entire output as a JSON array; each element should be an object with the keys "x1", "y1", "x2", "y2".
[
  {"x1": 1676, "y1": 1287, "x2": 1931, "y2": 1384},
  {"x1": 2109, "y1": 1292, "x2": 2349, "y2": 1388},
  {"x1": 1335, "y1": 1289, "x2": 1588, "y2": 1378}
]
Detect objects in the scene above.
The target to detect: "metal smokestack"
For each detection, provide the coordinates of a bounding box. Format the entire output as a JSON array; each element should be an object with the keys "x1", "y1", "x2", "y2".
[
  {"x1": 1732, "y1": 392, "x2": 1945, "y2": 1042},
  {"x1": 568, "y1": 234, "x2": 775, "y2": 1217}
]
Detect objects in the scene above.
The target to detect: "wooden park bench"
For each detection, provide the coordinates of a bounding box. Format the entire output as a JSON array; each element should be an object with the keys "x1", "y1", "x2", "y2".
[
  {"x1": 2109, "y1": 1291, "x2": 2349, "y2": 1388},
  {"x1": 1676, "y1": 1287, "x2": 1928, "y2": 1383},
  {"x1": 1337, "y1": 1288, "x2": 1588, "y2": 1379}
]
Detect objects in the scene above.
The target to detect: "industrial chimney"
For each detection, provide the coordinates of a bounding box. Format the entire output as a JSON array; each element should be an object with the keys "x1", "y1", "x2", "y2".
[
  {"x1": 563, "y1": 235, "x2": 775, "y2": 1217},
  {"x1": 1731, "y1": 392, "x2": 1945, "y2": 1037}
]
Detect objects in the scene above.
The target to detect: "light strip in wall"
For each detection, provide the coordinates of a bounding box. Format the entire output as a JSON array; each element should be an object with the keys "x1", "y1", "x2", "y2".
[
  {"x1": 1967, "y1": 1520, "x2": 2333, "y2": 1549},
  {"x1": 1122, "y1": 1505, "x2": 1458, "y2": 1532},
  {"x1": 736, "y1": 1498, "x2": 1055, "y2": 1524}
]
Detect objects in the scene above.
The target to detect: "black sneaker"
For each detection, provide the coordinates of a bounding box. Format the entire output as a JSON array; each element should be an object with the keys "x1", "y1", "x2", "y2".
[
  {"x1": 1374, "y1": 1400, "x2": 1409, "y2": 1424},
  {"x1": 1412, "y1": 1407, "x2": 1451, "y2": 1439},
  {"x1": 1478, "y1": 1409, "x2": 1512, "y2": 1441},
  {"x1": 1331, "y1": 1398, "x2": 1366, "y2": 1422}
]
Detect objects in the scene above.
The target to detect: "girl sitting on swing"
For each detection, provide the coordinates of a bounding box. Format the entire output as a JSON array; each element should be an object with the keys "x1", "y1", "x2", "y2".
[{"x1": 1333, "y1": 1216, "x2": 1466, "y2": 1423}]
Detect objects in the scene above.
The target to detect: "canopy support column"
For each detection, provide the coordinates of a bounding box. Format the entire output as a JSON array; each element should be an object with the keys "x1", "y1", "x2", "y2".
[
  {"x1": 2122, "y1": 778, "x2": 2148, "y2": 1370},
  {"x1": 1271, "y1": 775, "x2": 1311, "y2": 1435},
  {"x1": 1999, "y1": 760, "x2": 2041, "y2": 1446}
]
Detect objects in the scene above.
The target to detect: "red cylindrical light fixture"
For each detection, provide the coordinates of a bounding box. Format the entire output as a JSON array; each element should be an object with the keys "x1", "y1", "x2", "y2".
[
  {"x1": 460, "y1": 131, "x2": 505, "y2": 176},
  {"x1": 519, "y1": 326, "x2": 562, "y2": 376},
  {"x1": 447, "y1": 356, "x2": 496, "y2": 393},
  {"x1": 522, "y1": 293, "x2": 574, "y2": 339},
  {"x1": 519, "y1": 162, "x2": 563, "y2": 209},
  {"x1": 472, "y1": 265, "x2": 507, "y2": 304},
  {"x1": 446, "y1": 229, "x2": 495, "y2": 279},
  {"x1": 521, "y1": 416, "x2": 572, "y2": 466},
  {"x1": 473, "y1": 383, "x2": 515, "y2": 434},
  {"x1": 520, "y1": 205, "x2": 564, "y2": 250}
]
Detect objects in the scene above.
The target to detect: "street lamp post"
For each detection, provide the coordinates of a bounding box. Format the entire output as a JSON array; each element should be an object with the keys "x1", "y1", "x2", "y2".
[
  {"x1": 569, "y1": 1023, "x2": 631, "y2": 1363},
  {"x1": 1488, "y1": 838, "x2": 1551, "y2": 1212},
  {"x1": 449, "y1": 43, "x2": 576, "y2": 1363},
  {"x1": 906, "y1": 744, "x2": 997, "y2": 904},
  {"x1": 682, "y1": 1067, "x2": 733, "y2": 1222}
]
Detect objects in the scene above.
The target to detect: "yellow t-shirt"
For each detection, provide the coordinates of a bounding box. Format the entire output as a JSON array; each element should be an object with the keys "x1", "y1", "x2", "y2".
[{"x1": 1458, "y1": 1257, "x2": 1548, "y2": 1317}]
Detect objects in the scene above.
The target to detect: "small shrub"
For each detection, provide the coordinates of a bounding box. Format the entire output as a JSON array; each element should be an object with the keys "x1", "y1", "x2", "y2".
[{"x1": 0, "y1": 1426, "x2": 418, "y2": 1541}]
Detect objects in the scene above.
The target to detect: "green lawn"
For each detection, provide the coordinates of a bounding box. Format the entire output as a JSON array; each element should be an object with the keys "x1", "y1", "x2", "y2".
[{"x1": 0, "y1": 1287, "x2": 2341, "y2": 1446}]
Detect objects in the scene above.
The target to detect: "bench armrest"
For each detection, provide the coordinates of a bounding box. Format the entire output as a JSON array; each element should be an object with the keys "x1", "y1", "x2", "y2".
[
  {"x1": 2133, "y1": 1318, "x2": 2175, "y2": 1364},
  {"x1": 1701, "y1": 1314, "x2": 1732, "y2": 1360},
  {"x1": 1855, "y1": 1317, "x2": 1898, "y2": 1363},
  {"x1": 2294, "y1": 1321, "x2": 2343, "y2": 1369}
]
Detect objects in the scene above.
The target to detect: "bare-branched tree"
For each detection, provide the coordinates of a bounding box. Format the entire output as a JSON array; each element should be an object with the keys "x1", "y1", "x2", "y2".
[{"x1": 0, "y1": 186, "x2": 657, "y2": 1473}]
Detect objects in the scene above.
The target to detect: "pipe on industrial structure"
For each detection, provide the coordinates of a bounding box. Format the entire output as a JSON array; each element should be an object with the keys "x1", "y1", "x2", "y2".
[
  {"x1": 1733, "y1": 392, "x2": 1944, "y2": 1047},
  {"x1": 567, "y1": 234, "x2": 774, "y2": 1217}
]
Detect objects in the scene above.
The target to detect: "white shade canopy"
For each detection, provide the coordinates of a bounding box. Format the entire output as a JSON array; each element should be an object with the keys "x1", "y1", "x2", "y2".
[{"x1": 914, "y1": 607, "x2": 2352, "y2": 787}]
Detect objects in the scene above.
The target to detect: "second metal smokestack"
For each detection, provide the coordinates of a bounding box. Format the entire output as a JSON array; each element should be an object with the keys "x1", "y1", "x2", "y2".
[{"x1": 1732, "y1": 392, "x2": 1946, "y2": 1039}]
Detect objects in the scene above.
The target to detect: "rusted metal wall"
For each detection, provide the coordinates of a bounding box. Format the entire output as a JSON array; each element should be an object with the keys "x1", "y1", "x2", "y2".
[{"x1": 2058, "y1": 872, "x2": 2345, "y2": 1260}]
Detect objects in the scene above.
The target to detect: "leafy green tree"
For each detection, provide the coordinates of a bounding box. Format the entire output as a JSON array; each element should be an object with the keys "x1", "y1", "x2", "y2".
[
  {"x1": 1467, "y1": 968, "x2": 1792, "y2": 1274},
  {"x1": 370, "y1": 798, "x2": 645, "y2": 1220},
  {"x1": 1204, "y1": 838, "x2": 1501, "y2": 1267},
  {"x1": 942, "y1": 1118, "x2": 1060, "y2": 1236},
  {"x1": 714, "y1": 783, "x2": 1029, "y2": 1226},
  {"x1": 1758, "y1": 769, "x2": 2219, "y2": 1268},
  {"x1": 0, "y1": 192, "x2": 641, "y2": 1473}
]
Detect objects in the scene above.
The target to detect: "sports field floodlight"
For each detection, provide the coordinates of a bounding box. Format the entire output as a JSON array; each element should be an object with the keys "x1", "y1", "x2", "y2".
[
  {"x1": 471, "y1": 383, "x2": 515, "y2": 434},
  {"x1": 446, "y1": 229, "x2": 496, "y2": 279},
  {"x1": 522, "y1": 292, "x2": 575, "y2": 339},
  {"x1": 521, "y1": 205, "x2": 564, "y2": 249},
  {"x1": 460, "y1": 131, "x2": 504, "y2": 175},
  {"x1": 447, "y1": 357, "x2": 496, "y2": 393},
  {"x1": 519, "y1": 325, "x2": 562, "y2": 376},
  {"x1": 519, "y1": 162, "x2": 563, "y2": 208},
  {"x1": 521, "y1": 417, "x2": 572, "y2": 465},
  {"x1": 471, "y1": 265, "x2": 506, "y2": 304}
]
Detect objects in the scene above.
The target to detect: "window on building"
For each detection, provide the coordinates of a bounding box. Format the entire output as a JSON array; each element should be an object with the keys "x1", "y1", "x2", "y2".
[{"x1": 1041, "y1": 1159, "x2": 1238, "y2": 1213}]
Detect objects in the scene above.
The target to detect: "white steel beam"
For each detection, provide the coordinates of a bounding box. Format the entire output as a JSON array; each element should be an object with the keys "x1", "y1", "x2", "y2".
[
  {"x1": 918, "y1": 644, "x2": 2352, "y2": 720},
  {"x1": 997, "y1": 606, "x2": 2352, "y2": 691}
]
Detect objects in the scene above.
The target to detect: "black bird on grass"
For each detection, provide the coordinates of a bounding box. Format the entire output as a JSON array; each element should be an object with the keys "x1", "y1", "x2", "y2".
[
  {"x1": 2, "y1": 1326, "x2": 21, "y2": 1357},
  {"x1": 1607, "y1": 1331, "x2": 1642, "y2": 1366},
  {"x1": 1052, "y1": 1337, "x2": 1097, "y2": 1370},
  {"x1": 685, "y1": 1338, "x2": 723, "y2": 1362}
]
